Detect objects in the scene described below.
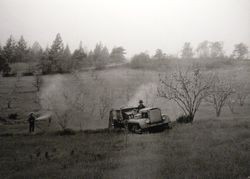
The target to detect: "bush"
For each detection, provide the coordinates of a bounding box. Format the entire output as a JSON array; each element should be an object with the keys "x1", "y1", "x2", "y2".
[
  {"x1": 130, "y1": 52, "x2": 150, "y2": 69},
  {"x1": 2, "y1": 73, "x2": 16, "y2": 77},
  {"x1": 8, "y1": 113, "x2": 18, "y2": 120},
  {"x1": 57, "y1": 128, "x2": 76, "y2": 136},
  {"x1": 0, "y1": 116, "x2": 7, "y2": 123},
  {"x1": 22, "y1": 72, "x2": 34, "y2": 76},
  {"x1": 176, "y1": 115, "x2": 193, "y2": 123},
  {"x1": 203, "y1": 58, "x2": 233, "y2": 70}
]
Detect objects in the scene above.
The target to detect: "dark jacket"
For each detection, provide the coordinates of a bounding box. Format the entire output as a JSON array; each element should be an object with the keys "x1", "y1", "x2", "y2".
[
  {"x1": 28, "y1": 115, "x2": 35, "y2": 124},
  {"x1": 137, "y1": 104, "x2": 145, "y2": 111}
]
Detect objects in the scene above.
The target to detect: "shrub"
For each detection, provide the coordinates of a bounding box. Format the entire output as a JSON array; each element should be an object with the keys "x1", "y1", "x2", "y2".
[
  {"x1": 2, "y1": 73, "x2": 16, "y2": 77},
  {"x1": 22, "y1": 72, "x2": 34, "y2": 76},
  {"x1": 57, "y1": 128, "x2": 76, "y2": 136},
  {"x1": 8, "y1": 113, "x2": 18, "y2": 120},
  {"x1": 0, "y1": 116, "x2": 7, "y2": 123},
  {"x1": 130, "y1": 52, "x2": 150, "y2": 69},
  {"x1": 176, "y1": 115, "x2": 193, "y2": 123}
]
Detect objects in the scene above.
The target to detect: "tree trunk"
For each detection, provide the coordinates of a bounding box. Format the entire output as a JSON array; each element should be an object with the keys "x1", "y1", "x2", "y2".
[
  {"x1": 239, "y1": 100, "x2": 244, "y2": 106},
  {"x1": 228, "y1": 105, "x2": 234, "y2": 114},
  {"x1": 216, "y1": 109, "x2": 221, "y2": 117},
  {"x1": 7, "y1": 101, "x2": 11, "y2": 109},
  {"x1": 188, "y1": 113, "x2": 194, "y2": 123}
]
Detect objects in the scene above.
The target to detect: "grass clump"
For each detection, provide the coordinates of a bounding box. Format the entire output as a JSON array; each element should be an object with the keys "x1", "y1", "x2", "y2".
[
  {"x1": 56, "y1": 128, "x2": 76, "y2": 136},
  {"x1": 176, "y1": 115, "x2": 193, "y2": 123}
]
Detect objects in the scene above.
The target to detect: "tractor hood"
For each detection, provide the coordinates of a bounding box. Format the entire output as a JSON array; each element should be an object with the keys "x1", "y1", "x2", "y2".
[{"x1": 149, "y1": 108, "x2": 162, "y2": 123}]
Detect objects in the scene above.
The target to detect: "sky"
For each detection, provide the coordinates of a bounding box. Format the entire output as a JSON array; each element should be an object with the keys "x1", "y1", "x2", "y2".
[{"x1": 0, "y1": 0, "x2": 249, "y2": 57}]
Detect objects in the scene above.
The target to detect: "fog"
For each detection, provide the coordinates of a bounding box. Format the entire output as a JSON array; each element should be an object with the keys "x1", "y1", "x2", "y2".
[{"x1": 0, "y1": 0, "x2": 249, "y2": 56}]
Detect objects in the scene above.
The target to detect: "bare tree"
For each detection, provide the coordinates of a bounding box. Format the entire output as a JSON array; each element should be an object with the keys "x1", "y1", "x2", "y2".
[
  {"x1": 41, "y1": 89, "x2": 70, "y2": 130},
  {"x1": 6, "y1": 74, "x2": 21, "y2": 109},
  {"x1": 71, "y1": 73, "x2": 96, "y2": 117},
  {"x1": 227, "y1": 94, "x2": 238, "y2": 114},
  {"x1": 33, "y1": 74, "x2": 42, "y2": 92},
  {"x1": 235, "y1": 82, "x2": 249, "y2": 106},
  {"x1": 158, "y1": 67, "x2": 213, "y2": 122},
  {"x1": 125, "y1": 85, "x2": 132, "y2": 102},
  {"x1": 32, "y1": 74, "x2": 43, "y2": 106},
  {"x1": 98, "y1": 85, "x2": 113, "y2": 121},
  {"x1": 206, "y1": 75, "x2": 233, "y2": 117},
  {"x1": 53, "y1": 108, "x2": 71, "y2": 130},
  {"x1": 90, "y1": 69, "x2": 99, "y2": 80}
]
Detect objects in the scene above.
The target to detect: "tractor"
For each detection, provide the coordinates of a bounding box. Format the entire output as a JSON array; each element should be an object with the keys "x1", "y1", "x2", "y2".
[{"x1": 108, "y1": 107, "x2": 171, "y2": 133}]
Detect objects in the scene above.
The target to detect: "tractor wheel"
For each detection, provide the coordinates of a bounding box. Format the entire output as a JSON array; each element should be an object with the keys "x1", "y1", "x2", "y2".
[
  {"x1": 167, "y1": 123, "x2": 172, "y2": 129},
  {"x1": 131, "y1": 124, "x2": 142, "y2": 134}
]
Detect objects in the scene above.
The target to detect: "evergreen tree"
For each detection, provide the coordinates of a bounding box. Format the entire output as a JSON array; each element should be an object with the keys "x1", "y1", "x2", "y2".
[
  {"x1": 49, "y1": 33, "x2": 64, "y2": 73},
  {"x1": 0, "y1": 53, "x2": 6, "y2": 71},
  {"x1": 50, "y1": 33, "x2": 64, "y2": 55},
  {"x1": 110, "y1": 46, "x2": 126, "y2": 63},
  {"x1": 153, "y1": 49, "x2": 166, "y2": 60},
  {"x1": 63, "y1": 44, "x2": 71, "y2": 59},
  {"x1": 130, "y1": 52, "x2": 150, "y2": 69},
  {"x1": 0, "y1": 44, "x2": 2, "y2": 59},
  {"x1": 0, "y1": 53, "x2": 11, "y2": 76},
  {"x1": 232, "y1": 43, "x2": 248, "y2": 60},
  {"x1": 30, "y1": 41, "x2": 43, "y2": 62},
  {"x1": 16, "y1": 36, "x2": 29, "y2": 62},
  {"x1": 72, "y1": 41, "x2": 87, "y2": 69},
  {"x1": 92, "y1": 42, "x2": 109, "y2": 69},
  {"x1": 60, "y1": 44, "x2": 72, "y2": 72},
  {"x1": 2, "y1": 35, "x2": 16, "y2": 63},
  {"x1": 196, "y1": 41, "x2": 210, "y2": 59},
  {"x1": 40, "y1": 46, "x2": 51, "y2": 74}
]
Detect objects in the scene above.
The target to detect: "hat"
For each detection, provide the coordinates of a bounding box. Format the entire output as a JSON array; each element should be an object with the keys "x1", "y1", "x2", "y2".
[
  {"x1": 139, "y1": 100, "x2": 143, "y2": 103},
  {"x1": 28, "y1": 112, "x2": 34, "y2": 116}
]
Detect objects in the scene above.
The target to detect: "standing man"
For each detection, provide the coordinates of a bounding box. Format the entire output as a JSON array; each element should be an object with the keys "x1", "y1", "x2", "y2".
[
  {"x1": 28, "y1": 112, "x2": 35, "y2": 133},
  {"x1": 137, "y1": 100, "x2": 145, "y2": 111}
]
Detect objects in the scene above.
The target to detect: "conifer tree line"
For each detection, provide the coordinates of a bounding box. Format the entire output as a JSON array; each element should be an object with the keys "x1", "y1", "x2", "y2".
[
  {"x1": 0, "y1": 33, "x2": 126, "y2": 75},
  {"x1": 0, "y1": 33, "x2": 249, "y2": 75}
]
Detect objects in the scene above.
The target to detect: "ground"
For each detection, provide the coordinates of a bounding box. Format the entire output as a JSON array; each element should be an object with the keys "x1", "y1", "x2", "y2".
[{"x1": 0, "y1": 118, "x2": 249, "y2": 179}]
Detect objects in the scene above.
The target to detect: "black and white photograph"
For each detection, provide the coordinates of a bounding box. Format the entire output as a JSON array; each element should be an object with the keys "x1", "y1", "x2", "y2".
[{"x1": 0, "y1": 0, "x2": 249, "y2": 178}]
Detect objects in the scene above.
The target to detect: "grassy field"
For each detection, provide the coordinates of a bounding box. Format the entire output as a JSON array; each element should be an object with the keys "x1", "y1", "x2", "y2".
[
  {"x1": 0, "y1": 64, "x2": 250, "y2": 178},
  {"x1": 0, "y1": 75, "x2": 40, "y2": 120},
  {"x1": 0, "y1": 118, "x2": 249, "y2": 179},
  {"x1": 1, "y1": 65, "x2": 249, "y2": 127}
]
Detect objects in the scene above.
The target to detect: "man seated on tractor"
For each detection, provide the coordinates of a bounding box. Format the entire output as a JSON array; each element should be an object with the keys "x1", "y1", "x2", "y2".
[{"x1": 137, "y1": 100, "x2": 145, "y2": 112}]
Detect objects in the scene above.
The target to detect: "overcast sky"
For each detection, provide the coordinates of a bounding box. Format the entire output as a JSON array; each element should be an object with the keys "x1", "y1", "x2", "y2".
[{"x1": 0, "y1": 0, "x2": 249, "y2": 57}]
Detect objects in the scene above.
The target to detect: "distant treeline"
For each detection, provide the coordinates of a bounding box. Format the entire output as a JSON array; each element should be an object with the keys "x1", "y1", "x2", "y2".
[
  {"x1": 0, "y1": 33, "x2": 126, "y2": 76},
  {"x1": 129, "y1": 41, "x2": 249, "y2": 70},
  {"x1": 0, "y1": 34, "x2": 249, "y2": 75}
]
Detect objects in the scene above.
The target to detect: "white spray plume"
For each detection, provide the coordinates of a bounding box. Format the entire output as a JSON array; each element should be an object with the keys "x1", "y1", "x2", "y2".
[
  {"x1": 39, "y1": 74, "x2": 110, "y2": 130},
  {"x1": 40, "y1": 75, "x2": 68, "y2": 111},
  {"x1": 127, "y1": 82, "x2": 157, "y2": 107},
  {"x1": 36, "y1": 112, "x2": 53, "y2": 121},
  {"x1": 127, "y1": 82, "x2": 182, "y2": 121}
]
